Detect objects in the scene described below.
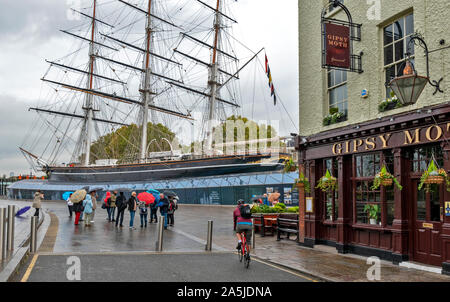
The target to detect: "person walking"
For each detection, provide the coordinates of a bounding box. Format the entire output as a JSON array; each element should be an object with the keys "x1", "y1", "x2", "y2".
[
  {"x1": 115, "y1": 192, "x2": 126, "y2": 227},
  {"x1": 90, "y1": 191, "x2": 97, "y2": 223},
  {"x1": 128, "y1": 192, "x2": 138, "y2": 230},
  {"x1": 73, "y1": 199, "x2": 84, "y2": 226},
  {"x1": 82, "y1": 193, "x2": 94, "y2": 227},
  {"x1": 67, "y1": 193, "x2": 74, "y2": 217},
  {"x1": 109, "y1": 191, "x2": 117, "y2": 222},
  {"x1": 149, "y1": 198, "x2": 158, "y2": 223},
  {"x1": 158, "y1": 193, "x2": 169, "y2": 229},
  {"x1": 167, "y1": 197, "x2": 178, "y2": 227},
  {"x1": 138, "y1": 198, "x2": 148, "y2": 228},
  {"x1": 32, "y1": 190, "x2": 44, "y2": 218}
]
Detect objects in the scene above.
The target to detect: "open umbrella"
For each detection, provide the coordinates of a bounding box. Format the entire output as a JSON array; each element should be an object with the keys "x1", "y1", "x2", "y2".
[
  {"x1": 268, "y1": 192, "x2": 280, "y2": 203},
  {"x1": 137, "y1": 192, "x2": 155, "y2": 205},
  {"x1": 62, "y1": 191, "x2": 73, "y2": 201},
  {"x1": 15, "y1": 206, "x2": 31, "y2": 217},
  {"x1": 70, "y1": 189, "x2": 87, "y2": 203},
  {"x1": 146, "y1": 189, "x2": 160, "y2": 203},
  {"x1": 163, "y1": 190, "x2": 177, "y2": 198}
]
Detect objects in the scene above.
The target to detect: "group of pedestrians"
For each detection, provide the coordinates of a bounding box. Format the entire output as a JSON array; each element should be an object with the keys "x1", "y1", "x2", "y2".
[{"x1": 101, "y1": 191, "x2": 178, "y2": 230}]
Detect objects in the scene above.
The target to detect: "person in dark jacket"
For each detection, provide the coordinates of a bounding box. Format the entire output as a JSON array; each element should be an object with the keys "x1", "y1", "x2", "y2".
[
  {"x1": 158, "y1": 193, "x2": 169, "y2": 229},
  {"x1": 128, "y1": 192, "x2": 138, "y2": 229},
  {"x1": 73, "y1": 201, "x2": 84, "y2": 226},
  {"x1": 115, "y1": 192, "x2": 127, "y2": 227},
  {"x1": 149, "y1": 197, "x2": 158, "y2": 223},
  {"x1": 167, "y1": 197, "x2": 178, "y2": 227}
]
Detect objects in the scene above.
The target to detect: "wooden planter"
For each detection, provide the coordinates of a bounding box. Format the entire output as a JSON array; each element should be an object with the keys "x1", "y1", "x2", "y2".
[{"x1": 424, "y1": 175, "x2": 444, "y2": 184}]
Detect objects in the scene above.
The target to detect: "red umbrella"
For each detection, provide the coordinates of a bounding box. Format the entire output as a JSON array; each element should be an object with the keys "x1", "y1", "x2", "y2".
[
  {"x1": 137, "y1": 192, "x2": 155, "y2": 205},
  {"x1": 104, "y1": 191, "x2": 111, "y2": 204}
]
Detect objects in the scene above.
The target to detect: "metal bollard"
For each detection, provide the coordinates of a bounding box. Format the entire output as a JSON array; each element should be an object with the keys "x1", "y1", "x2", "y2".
[
  {"x1": 0, "y1": 208, "x2": 6, "y2": 260},
  {"x1": 205, "y1": 220, "x2": 213, "y2": 251},
  {"x1": 156, "y1": 216, "x2": 165, "y2": 252},
  {"x1": 30, "y1": 216, "x2": 37, "y2": 253},
  {"x1": 251, "y1": 218, "x2": 255, "y2": 249},
  {"x1": 7, "y1": 205, "x2": 15, "y2": 251}
]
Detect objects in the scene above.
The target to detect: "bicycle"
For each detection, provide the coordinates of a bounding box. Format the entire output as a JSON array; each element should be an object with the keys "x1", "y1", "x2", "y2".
[{"x1": 237, "y1": 231, "x2": 251, "y2": 269}]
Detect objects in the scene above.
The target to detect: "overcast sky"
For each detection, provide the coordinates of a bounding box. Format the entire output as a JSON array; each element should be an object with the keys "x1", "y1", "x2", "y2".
[{"x1": 0, "y1": 0, "x2": 298, "y2": 177}]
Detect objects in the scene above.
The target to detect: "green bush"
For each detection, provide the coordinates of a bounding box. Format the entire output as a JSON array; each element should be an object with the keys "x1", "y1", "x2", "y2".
[{"x1": 286, "y1": 206, "x2": 299, "y2": 213}]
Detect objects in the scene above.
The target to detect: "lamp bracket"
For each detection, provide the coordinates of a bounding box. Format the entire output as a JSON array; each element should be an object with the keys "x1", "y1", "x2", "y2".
[{"x1": 407, "y1": 33, "x2": 444, "y2": 94}]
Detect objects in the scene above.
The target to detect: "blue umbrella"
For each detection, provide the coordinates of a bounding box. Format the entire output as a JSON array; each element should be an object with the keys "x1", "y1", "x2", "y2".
[
  {"x1": 62, "y1": 191, "x2": 74, "y2": 200},
  {"x1": 146, "y1": 189, "x2": 160, "y2": 203},
  {"x1": 15, "y1": 206, "x2": 31, "y2": 217}
]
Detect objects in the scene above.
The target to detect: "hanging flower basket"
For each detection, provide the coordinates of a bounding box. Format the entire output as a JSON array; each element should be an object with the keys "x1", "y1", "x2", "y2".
[
  {"x1": 418, "y1": 160, "x2": 450, "y2": 193},
  {"x1": 316, "y1": 170, "x2": 337, "y2": 192},
  {"x1": 293, "y1": 172, "x2": 311, "y2": 193},
  {"x1": 371, "y1": 166, "x2": 402, "y2": 191},
  {"x1": 283, "y1": 158, "x2": 298, "y2": 173}
]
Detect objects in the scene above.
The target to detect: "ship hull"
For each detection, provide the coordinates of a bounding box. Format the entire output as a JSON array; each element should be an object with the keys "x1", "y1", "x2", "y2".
[{"x1": 47, "y1": 154, "x2": 285, "y2": 183}]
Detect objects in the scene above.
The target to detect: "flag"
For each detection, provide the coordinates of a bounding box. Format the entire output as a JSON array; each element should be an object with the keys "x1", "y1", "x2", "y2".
[{"x1": 265, "y1": 54, "x2": 277, "y2": 105}]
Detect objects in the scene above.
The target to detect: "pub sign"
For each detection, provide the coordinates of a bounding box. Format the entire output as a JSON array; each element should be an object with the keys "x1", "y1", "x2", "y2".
[{"x1": 325, "y1": 23, "x2": 350, "y2": 69}]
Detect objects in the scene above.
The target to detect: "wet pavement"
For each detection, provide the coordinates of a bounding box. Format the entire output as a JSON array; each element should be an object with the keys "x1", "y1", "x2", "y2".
[
  {"x1": 23, "y1": 253, "x2": 313, "y2": 282},
  {"x1": 2, "y1": 199, "x2": 450, "y2": 282}
]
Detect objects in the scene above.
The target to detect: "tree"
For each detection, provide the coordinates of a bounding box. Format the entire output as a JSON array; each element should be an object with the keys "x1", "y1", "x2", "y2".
[
  {"x1": 189, "y1": 115, "x2": 280, "y2": 154},
  {"x1": 89, "y1": 122, "x2": 176, "y2": 163}
]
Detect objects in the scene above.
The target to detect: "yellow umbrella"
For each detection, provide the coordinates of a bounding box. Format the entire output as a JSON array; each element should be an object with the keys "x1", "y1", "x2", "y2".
[{"x1": 70, "y1": 189, "x2": 87, "y2": 204}]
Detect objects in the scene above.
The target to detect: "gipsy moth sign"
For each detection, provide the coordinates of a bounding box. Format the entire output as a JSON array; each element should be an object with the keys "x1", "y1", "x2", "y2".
[{"x1": 325, "y1": 23, "x2": 350, "y2": 69}]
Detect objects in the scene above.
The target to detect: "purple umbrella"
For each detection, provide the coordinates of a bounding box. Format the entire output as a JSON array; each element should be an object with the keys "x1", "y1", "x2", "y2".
[{"x1": 15, "y1": 206, "x2": 31, "y2": 217}]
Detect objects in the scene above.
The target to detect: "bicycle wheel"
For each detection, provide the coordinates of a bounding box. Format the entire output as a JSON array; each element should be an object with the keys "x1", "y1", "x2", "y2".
[
  {"x1": 238, "y1": 246, "x2": 243, "y2": 262},
  {"x1": 244, "y1": 250, "x2": 250, "y2": 269}
]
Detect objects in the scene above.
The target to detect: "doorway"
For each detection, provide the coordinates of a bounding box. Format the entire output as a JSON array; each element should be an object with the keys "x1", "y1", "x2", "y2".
[{"x1": 412, "y1": 181, "x2": 443, "y2": 267}]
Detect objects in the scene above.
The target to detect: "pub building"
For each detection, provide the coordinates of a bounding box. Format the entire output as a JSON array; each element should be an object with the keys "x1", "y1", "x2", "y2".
[{"x1": 296, "y1": 0, "x2": 450, "y2": 274}]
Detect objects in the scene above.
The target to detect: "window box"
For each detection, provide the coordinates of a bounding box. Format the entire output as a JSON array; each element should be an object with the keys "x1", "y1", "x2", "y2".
[
  {"x1": 323, "y1": 112, "x2": 347, "y2": 126},
  {"x1": 378, "y1": 93, "x2": 404, "y2": 113}
]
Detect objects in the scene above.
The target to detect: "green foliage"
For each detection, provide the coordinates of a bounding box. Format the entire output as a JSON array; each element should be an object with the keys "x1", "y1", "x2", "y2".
[
  {"x1": 316, "y1": 170, "x2": 338, "y2": 192},
  {"x1": 283, "y1": 158, "x2": 297, "y2": 173},
  {"x1": 293, "y1": 172, "x2": 311, "y2": 193},
  {"x1": 378, "y1": 92, "x2": 403, "y2": 112},
  {"x1": 251, "y1": 203, "x2": 298, "y2": 214},
  {"x1": 371, "y1": 166, "x2": 403, "y2": 191},
  {"x1": 89, "y1": 122, "x2": 176, "y2": 164},
  {"x1": 363, "y1": 204, "x2": 380, "y2": 220},
  {"x1": 209, "y1": 115, "x2": 281, "y2": 153},
  {"x1": 418, "y1": 160, "x2": 450, "y2": 193},
  {"x1": 323, "y1": 111, "x2": 346, "y2": 126}
]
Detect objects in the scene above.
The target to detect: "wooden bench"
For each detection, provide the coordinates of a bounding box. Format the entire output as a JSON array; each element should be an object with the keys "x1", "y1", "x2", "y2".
[
  {"x1": 252, "y1": 214, "x2": 275, "y2": 237},
  {"x1": 277, "y1": 214, "x2": 299, "y2": 241}
]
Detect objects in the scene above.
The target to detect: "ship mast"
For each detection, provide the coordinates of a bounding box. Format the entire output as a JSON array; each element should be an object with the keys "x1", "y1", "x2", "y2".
[
  {"x1": 82, "y1": 0, "x2": 97, "y2": 166},
  {"x1": 205, "y1": 0, "x2": 222, "y2": 154},
  {"x1": 140, "y1": 0, "x2": 154, "y2": 162}
]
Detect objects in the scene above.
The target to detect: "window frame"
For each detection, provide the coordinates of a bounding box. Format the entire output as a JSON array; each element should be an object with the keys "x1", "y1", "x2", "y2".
[
  {"x1": 322, "y1": 158, "x2": 338, "y2": 223},
  {"x1": 327, "y1": 69, "x2": 348, "y2": 117},
  {"x1": 383, "y1": 13, "x2": 415, "y2": 98}
]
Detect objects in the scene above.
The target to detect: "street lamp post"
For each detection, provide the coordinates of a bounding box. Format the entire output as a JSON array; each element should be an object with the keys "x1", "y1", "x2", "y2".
[{"x1": 389, "y1": 33, "x2": 444, "y2": 106}]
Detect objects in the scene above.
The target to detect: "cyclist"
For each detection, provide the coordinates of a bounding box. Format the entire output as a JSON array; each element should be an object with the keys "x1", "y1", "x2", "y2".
[{"x1": 233, "y1": 199, "x2": 253, "y2": 253}]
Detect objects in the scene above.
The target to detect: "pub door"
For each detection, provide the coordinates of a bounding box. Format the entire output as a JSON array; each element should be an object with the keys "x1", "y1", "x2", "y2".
[{"x1": 412, "y1": 181, "x2": 443, "y2": 267}]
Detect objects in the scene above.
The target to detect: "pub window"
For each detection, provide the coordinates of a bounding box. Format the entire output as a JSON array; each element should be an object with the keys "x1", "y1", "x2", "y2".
[
  {"x1": 384, "y1": 150, "x2": 395, "y2": 226},
  {"x1": 384, "y1": 13, "x2": 414, "y2": 98},
  {"x1": 409, "y1": 144, "x2": 444, "y2": 172},
  {"x1": 324, "y1": 158, "x2": 338, "y2": 221},
  {"x1": 327, "y1": 69, "x2": 348, "y2": 117},
  {"x1": 354, "y1": 153, "x2": 381, "y2": 224}
]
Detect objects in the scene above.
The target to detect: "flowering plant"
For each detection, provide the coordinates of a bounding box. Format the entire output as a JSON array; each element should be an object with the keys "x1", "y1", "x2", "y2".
[
  {"x1": 378, "y1": 91, "x2": 403, "y2": 112},
  {"x1": 418, "y1": 160, "x2": 450, "y2": 193},
  {"x1": 371, "y1": 166, "x2": 402, "y2": 190},
  {"x1": 293, "y1": 172, "x2": 311, "y2": 193},
  {"x1": 316, "y1": 169, "x2": 337, "y2": 192},
  {"x1": 283, "y1": 158, "x2": 297, "y2": 173}
]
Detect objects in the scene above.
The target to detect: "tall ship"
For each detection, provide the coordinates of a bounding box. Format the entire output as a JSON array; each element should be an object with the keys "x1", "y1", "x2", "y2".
[{"x1": 19, "y1": 0, "x2": 296, "y2": 185}]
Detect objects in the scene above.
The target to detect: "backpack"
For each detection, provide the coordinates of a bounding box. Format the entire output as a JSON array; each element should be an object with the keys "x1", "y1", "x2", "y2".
[{"x1": 239, "y1": 205, "x2": 252, "y2": 219}]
